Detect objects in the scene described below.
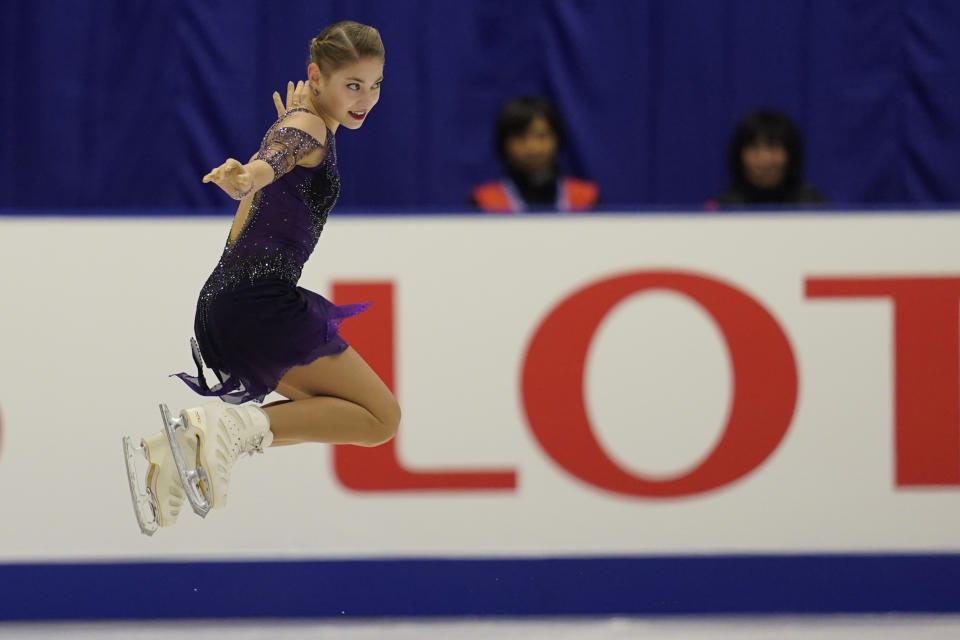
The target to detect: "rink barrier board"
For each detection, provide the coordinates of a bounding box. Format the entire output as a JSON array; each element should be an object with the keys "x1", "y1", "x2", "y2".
[
  {"x1": 3, "y1": 213, "x2": 960, "y2": 619},
  {"x1": 0, "y1": 554, "x2": 958, "y2": 620}
]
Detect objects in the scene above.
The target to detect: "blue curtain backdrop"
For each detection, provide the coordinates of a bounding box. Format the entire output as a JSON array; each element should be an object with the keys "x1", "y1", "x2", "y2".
[{"x1": 2, "y1": 0, "x2": 959, "y2": 211}]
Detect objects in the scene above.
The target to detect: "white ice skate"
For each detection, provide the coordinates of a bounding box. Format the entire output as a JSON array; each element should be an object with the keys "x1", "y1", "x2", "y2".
[
  {"x1": 158, "y1": 402, "x2": 273, "y2": 518},
  {"x1": 122, "y1": 428, "x2": 193, "y2": 536}
]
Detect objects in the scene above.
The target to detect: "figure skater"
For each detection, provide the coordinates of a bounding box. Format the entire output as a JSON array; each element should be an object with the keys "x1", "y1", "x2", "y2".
[{"x1": 122, "y1": 21, "x2": 399, "y2": 535}]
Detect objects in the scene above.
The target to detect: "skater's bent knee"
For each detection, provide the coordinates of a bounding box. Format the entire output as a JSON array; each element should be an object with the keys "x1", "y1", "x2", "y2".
[{"x1": 365, "y1": 399, "x2": 400, "y2": 447}]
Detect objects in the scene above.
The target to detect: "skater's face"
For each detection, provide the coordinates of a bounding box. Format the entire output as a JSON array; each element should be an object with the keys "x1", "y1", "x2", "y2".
[
  {"x1": 309, "y1": 57, "x2": 384, "y2": 131},
  {"x1": 741, "y1": 138, "x2": 788, "y2": 189},
  {"x1": 504, "y1": 116, "x2": 558, "y2": 175}
]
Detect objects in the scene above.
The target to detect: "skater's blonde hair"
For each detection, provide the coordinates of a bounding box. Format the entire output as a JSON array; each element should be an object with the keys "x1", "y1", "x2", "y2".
[{"x1": 309, "y1": 21, "x2": 384, "y2": 73}]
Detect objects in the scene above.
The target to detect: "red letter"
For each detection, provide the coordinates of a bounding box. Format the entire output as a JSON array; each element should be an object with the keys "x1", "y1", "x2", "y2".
[
  {"x1": 807, "y1": 276, "x2": 960, "y2": 486},
  {"x1": 332, "y1": 282, "x2": 516, "y2": 490},
  {"x1": 522, "y1": 271, "x2": 797, "y2": 497}
]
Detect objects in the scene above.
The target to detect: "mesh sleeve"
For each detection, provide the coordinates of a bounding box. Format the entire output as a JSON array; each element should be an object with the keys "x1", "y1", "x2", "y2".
[{"x1": 255, "y1": 110, "x2": 325, "y2": 181}]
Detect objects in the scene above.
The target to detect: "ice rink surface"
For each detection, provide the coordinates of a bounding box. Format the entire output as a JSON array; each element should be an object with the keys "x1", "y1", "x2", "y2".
[{"x1": 2, "y1": 617, "x2": 960, "y2": 639}]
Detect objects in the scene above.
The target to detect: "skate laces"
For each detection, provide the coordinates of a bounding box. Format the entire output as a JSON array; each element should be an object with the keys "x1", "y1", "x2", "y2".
[
  {"x1": 240, "y1": 432, "x2": 269, "y2": 456},
  {"x1": 220, "y1": 408, "x2": 270, "y2": 459}
]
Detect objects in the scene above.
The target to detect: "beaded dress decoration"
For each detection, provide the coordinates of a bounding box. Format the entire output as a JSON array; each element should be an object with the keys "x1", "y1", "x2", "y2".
[{"x1": 174, "y1": 109, "x2": 368, "y2": 404}]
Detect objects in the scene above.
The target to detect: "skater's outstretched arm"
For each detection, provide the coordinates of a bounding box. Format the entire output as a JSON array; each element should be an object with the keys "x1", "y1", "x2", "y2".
[{"x1": 203, "y1": 81, "x2": 328, "y2": 200}]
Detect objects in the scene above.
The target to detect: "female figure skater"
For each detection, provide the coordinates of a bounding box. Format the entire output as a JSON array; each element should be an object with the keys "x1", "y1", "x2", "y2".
[{"x1": 122, "y1": 21, "x2": 398, "y2": 534}]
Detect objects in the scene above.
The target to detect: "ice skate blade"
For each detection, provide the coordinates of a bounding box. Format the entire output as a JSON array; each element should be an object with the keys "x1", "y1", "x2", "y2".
[
  {"x1": 121, "y1": 436, "x2": 158, "y2": 536},
  {"x1": 159, "y1": 403, "x2": 211, "y2": 518}
]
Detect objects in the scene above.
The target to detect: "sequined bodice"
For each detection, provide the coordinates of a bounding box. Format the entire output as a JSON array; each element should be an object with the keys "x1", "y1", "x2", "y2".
[{"x1": 199, "y1": 131, "x2": 339, "y2": 307}]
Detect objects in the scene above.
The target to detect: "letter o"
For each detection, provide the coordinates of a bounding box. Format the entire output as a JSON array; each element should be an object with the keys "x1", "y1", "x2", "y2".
[{"x1": 521, "y1": 271, "x2": 797, "y2": 497}]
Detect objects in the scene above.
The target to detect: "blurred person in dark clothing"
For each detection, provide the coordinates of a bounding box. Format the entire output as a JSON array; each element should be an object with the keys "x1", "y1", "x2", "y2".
[
  {"x1": 472, "y1": 97, "x2": 599, "y2": 213},
  {"x1": 710, "y1": 109, "x2": 825, "y2": 207}
]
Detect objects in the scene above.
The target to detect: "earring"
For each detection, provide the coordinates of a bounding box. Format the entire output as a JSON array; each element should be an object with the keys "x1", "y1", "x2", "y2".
[{"x1": 313, "y1": 89, "x2": 319, "y2": 96}]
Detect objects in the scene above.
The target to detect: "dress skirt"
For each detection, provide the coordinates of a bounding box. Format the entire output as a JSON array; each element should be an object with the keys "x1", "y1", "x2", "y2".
[{"x1": 174, "y1": 278, "x2": 369, "y2": 404}]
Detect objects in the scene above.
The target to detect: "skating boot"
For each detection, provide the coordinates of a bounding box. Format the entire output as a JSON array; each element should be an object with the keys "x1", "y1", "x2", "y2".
[
  {"x1": 122, "y1": 428, "x2": 195, "y2": 535},
  {"x1": 158, "y1": 402, "x2": 273, "y2": 517}
]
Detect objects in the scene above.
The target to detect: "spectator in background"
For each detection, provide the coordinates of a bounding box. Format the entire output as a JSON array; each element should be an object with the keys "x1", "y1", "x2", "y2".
[
  {"x1": 710, "y1": 109, "x2": 826, "y2": 207},
  {"x1": 472, "y1": 97, "x2": 599, "y2": 213}
]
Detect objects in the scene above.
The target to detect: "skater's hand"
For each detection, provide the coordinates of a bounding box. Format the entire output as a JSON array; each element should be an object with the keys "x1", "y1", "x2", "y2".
[
  {"x1": 272, "y1": 80, "x2": 311, "y2": 117},
  {"x1": 203, "y1": 158, "x2": 253, "y2": 200}
]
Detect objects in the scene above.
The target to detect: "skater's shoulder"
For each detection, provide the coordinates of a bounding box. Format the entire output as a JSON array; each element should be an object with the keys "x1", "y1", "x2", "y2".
[{"x1": 272, "y1": 109, "x2": 329, "y2": 149}]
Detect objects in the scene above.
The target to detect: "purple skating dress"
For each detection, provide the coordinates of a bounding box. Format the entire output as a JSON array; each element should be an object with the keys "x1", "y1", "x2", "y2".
[{"x1": 174, "y1": 109, "x2": 368, "y2": 404}]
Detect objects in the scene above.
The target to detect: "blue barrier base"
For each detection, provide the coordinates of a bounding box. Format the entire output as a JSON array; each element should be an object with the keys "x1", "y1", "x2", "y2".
[{"x1": 1, "y1": 554, "x2": 959, "y2": 620}]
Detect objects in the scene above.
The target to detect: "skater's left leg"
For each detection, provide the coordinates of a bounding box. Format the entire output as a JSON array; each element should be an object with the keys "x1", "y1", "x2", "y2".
[{"x1": 268, "y1": 347, "x2": 400, "y2": 447}]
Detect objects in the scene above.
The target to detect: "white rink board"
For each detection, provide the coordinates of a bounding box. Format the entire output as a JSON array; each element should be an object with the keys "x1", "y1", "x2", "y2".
[
  {"x1": 4, "y1": 616, "x2": 960, "y2": 640},
  {"x1": 1, "y1": 212, "x2": 960, "y2": 561}
]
